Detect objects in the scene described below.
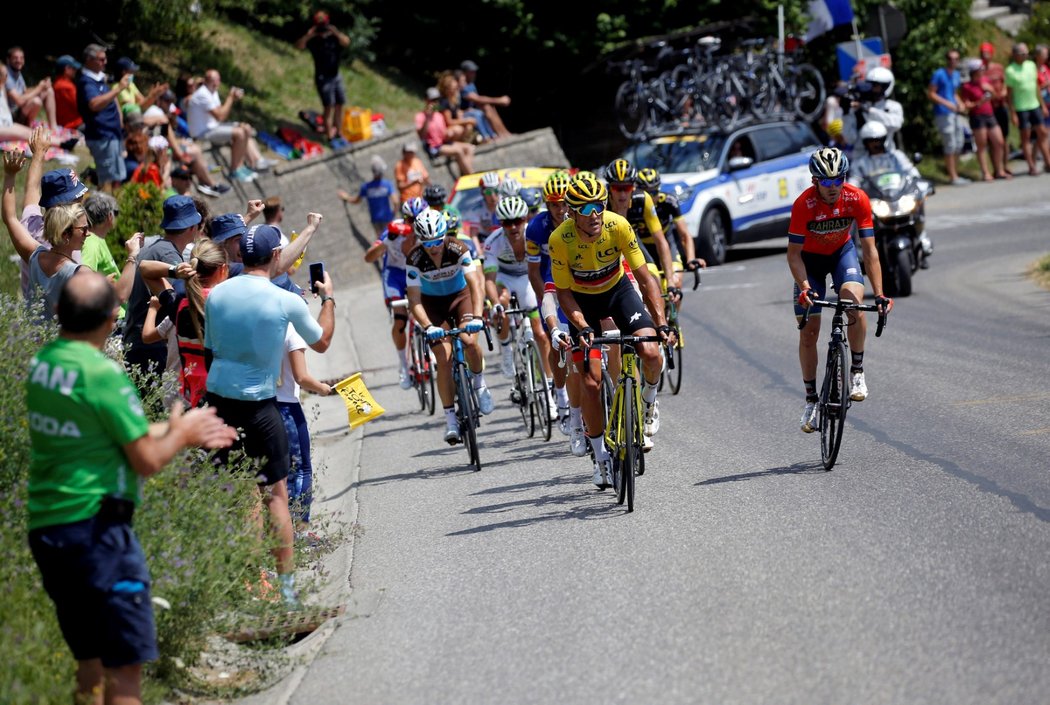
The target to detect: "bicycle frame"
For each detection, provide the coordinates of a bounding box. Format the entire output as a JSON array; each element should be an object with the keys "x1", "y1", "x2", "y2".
[{"x1": 432, "y1": 322, "x2": 493, "y2": 470}]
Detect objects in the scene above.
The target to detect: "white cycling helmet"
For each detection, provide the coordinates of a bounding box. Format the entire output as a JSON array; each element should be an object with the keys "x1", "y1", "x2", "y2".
[
  {"x1": 479, "y1": 172, "x2": 501, "y2": 189},
  {"x1": 498, "y1": 177, "x2": 522, "y2": 197},
  {"x1": 495, "y1": 195, "x2": 528, "y2": 222},
  {"x1": 858, "y1": 121, "x2": 889, "y2": 142},
  {"x1": 413, "y1": 208, "x2": 448, "y2": 242},
  {"x1": 865, "y1": 66, "x2": 895, "y2": 96}
]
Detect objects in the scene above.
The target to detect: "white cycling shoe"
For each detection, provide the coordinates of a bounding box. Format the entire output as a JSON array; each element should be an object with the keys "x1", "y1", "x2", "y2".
[
  {"x1": 593, "y1": 457, "x2": 613, "y2": 489},
  {"x1": 398, "y1": 369, "x2": 413, "y2": 390},
  {"x1": 557, "y1": 407, "x2": 571, "y2": 436},
  {"x1": 644, "y1": 400, "x2": 660, "y2": 436},
  {"x1": 444, "y1": 420, "x2": 461, "y2": 445},
  {"x1": 477, "y1": 386, "x2": 494, "y2": 415},
  {"x1": 850, "y1": 372, "x2": 868, "y2": 401},
  {"x1": 800, "y1": 401, "x2": 818, "y2": 433},
  {"x1": 569, "y1": 427, "x2": 588, "y2": 457}
]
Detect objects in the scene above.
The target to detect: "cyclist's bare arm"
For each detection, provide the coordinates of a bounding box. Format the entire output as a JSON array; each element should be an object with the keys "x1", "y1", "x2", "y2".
[
  {"x1": 786, "y1": 242, "x2": 810, "y2": 296},
  {"x1": 555, "y1": 287, "x2": 590, "y2": 339},
  {"x1": 406, "y1": 287, "x2": 431, "y2": 327},
  {"x1": 674, "y1": 218, "x2": 699, "y2": 265},
  {"x1": 630, "y1": 263, "x2": 667, "y2": 328},
  {"x1": 527, "y1": 261, "x2": 545, "y2": 304},
  {"x1": 858, "y1": 236, "x2": 886, "y2": 302}
]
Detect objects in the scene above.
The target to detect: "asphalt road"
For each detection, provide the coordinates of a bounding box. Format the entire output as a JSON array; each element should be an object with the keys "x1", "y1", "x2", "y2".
[{"x1": 290, "y1": 174, "x2": 1050, "y2": 705}]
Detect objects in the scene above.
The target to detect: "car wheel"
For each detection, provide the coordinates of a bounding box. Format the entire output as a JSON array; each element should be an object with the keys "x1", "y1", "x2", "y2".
[{"x1": 697, "y1": 207, "x2": 728, "y2": 266}]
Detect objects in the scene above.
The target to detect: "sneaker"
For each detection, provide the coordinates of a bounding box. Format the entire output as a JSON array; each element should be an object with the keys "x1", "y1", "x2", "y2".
[
  {"x1": 644, "y1": 399, "x2": 660, "y2": 436},
  {"x1": 949, "y1": 176, "x2": 971, "y2": 185},
  {"x1": 557, "y1": 407, "x2": 571, "y2": 436},
  {"x1": 212, "y1": 183, "x2": 233, "y2": 195},
  {"x1": 500, "y1": 350, "x2": 515, "y2": 378},
  {"x1": 398, "y1": 369, "x2": 413, "y2": 390},
  {"x1": 444, "y1": 420, "x2": 461, "y2": 445},
  {"x1": 195, "y1": 182, "x2": 220, "y2": 198},
  {"x1": 569, "y1": 427, "x2": 588, "y2": 457},
  {"x1": 477, "y1": 386, "x2": 494, "y2": 415},
  {"x1": 593, "y1": 457, "x2": 613, "y2": 489},
  {"x1": 253, "y1": 157, "x2": 279, "y2": 171},
  {"x1": 800, "y1": 401, "x2": 818, "y2": 433},
  {"x1": 230, "y1": 166, "x2": 258, "y2": 182},
  {"x1": 850, "y1": 372, "x2": 868, "y2": 401}
]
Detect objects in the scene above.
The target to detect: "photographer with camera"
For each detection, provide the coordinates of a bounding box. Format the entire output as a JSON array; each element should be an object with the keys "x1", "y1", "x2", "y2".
[
  {"x1": 295, "y1": 10, "x2": 351, "y2": 143},
  {"x1": 840, "y1": 66, "x2": 904, "y2": 155}
]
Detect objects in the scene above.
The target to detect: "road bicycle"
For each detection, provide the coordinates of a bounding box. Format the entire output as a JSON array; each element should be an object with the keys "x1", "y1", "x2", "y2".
[
  {"x1": 750, "y1": 43, "x2": 825, "y2": 122},
  {"x1": 431, "y1": 321, "x2": 493, "y2": 471},
  {"x1": 392, "y1": 299, "x2": 435, "y2": 415},
  {"x1": 798, "y1": 296, "x2": 886, "y2": 470},
  {"x1": 658, "y1": 266, "x2": 700, "y2": 396},
  {"x1": 588, "y1": 334, "x2": 673, "y2": 512},
  {"x1": 498, "y1": 294, "x2": 554, "y2": 442}
]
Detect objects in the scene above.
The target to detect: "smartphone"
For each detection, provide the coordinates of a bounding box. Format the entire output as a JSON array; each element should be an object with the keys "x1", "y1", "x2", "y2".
[{"x1": 309, "y1": 262, "x2": 325, "y2": 295}]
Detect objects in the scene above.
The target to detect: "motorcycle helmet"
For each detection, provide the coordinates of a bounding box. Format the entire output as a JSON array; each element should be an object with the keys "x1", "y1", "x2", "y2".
[
  {"x1": 809, "y1": 147, "x2": 850, "y2": 180},
  {"x1": 865, "y1": 66, "x2": 895, "y2": 97},
  {"x1": 859, "y1": 121, "x2": 889, "y2": 144}
]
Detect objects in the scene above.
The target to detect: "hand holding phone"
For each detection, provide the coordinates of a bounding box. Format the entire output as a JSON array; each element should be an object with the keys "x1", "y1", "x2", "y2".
[{"x1": 309, "y1": 262, "x2": 325, "y2": 295}]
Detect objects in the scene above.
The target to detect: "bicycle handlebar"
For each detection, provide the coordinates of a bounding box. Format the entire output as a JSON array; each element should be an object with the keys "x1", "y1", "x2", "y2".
[
  {"x1": 434, "y1": 322, "x2": 495, "y2": 350},
  {"x1": 588, "y1": 334, "x2": 675, "y2": 370},
  {"x1": 797, "y1": 297, "x2": 887, "y2": 337}
]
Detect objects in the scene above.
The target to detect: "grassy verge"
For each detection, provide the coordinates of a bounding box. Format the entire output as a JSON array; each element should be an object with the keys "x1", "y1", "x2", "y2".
[{"x1": 1030, "y1": 254, "x2": 1050, "y2": 291}]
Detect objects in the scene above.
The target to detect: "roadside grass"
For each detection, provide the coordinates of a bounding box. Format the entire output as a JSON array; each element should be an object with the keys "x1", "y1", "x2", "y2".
[{"x1": 1029, "y1": 254, "x2": 1050, "y2": 291}]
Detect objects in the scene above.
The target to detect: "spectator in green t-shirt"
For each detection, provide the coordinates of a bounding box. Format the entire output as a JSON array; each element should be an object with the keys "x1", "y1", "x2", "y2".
[
  {"x1": 1005, "y1": 42, "x2": 1050, "y2": 175},
  {"x1": 25, "y1": 270, "x2": 237, "y2": 705},
  {"x1": 81, "y1": 192, "x2": 144, "y2": 319}
]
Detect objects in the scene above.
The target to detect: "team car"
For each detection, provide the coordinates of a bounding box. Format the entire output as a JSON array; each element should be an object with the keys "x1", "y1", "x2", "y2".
[{"x1": 616, "y1": 119, "x2": 823, "y2": 265}]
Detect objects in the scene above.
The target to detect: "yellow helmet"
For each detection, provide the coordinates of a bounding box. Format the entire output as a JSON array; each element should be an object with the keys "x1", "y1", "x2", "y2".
[
  {"x1": 565, "y1": 174, "x2": 608, "y2": 207},
  {"x1": 542, "y1": 172, "x2": 572, "y2": 202}
]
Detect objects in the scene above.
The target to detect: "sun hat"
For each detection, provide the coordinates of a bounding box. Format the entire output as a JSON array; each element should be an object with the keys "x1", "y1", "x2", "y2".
[
  {"x1": 40, "y1": 168, "x2": 89, "y2": 208},
  {"x1": 159, "y1": 195, "x2": 202, "y2": 230},
  {"x1": 211, "y1": 213, "x2": 248, "y2": 244}
]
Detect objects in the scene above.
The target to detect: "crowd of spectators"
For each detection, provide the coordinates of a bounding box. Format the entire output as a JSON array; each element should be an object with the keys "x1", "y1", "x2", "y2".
[{"x1": 7, "y1": 122, "x2": 338, "y2": 704}]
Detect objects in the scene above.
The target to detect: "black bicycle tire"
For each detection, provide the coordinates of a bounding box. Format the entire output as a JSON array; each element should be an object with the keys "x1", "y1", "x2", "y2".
[
  {"x1": 820, "y1": 342, "x2": 848, "y2": 470},
  {"x1": 410, "y1": 328, "x2": 425, "y2": 412},
  {"x1": 669, "y1": 325, "x2": 684, "y2": 395},
  {"x1": 425, "y1": 347, "x2": 436, "y2": 415},
  {"x1": 526, "y1": 341, "x2": 552, "y2": 442},
  {"x1": 456, "y1": 363, "x2": 481, "y2": 470},
  {"x1": 614, "y1": 79, "x2": 649, "y2": 140},
  {"x1": 620, "y1": 376, "x2": 636, "y2": 512},
  {"x1": 790, "y1": 63, "x2": 826, "y2": 122},
  {"x1": 514, "y1": 343, "x2": 534, "y2": 438}
]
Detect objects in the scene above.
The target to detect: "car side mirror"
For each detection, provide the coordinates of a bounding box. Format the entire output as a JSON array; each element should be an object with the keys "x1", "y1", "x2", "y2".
[
  {"x1": 912, "y1": 152, "x2": 923, "y2": 165},
  {"x1": 727, "y1": 156, "x2": 753, "y2": 172}
]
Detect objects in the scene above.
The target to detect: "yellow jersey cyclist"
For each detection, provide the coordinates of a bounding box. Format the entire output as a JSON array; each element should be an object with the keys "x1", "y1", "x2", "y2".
[
  {"x1": 635, "y1": 166, "x2": 705, "y2": 300},
  {"x1": 405, "y1": 209, "x2": 494, "y2": 445},
  {"x1": 605, "y1": 159, "x2": 679, "y2": 302},
  {"x1": 789, "y1": 147, "x2": 893, "y2": 432},
  {"x1": 549, "y1": 174, "x2": 675, "y2": 489},
  {"x1": 484, "y1": 195, "x2": 558, "y2": 421}
]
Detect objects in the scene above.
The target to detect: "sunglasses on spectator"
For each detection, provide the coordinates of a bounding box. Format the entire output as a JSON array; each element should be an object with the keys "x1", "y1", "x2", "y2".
[
  {"x1": 68, "y1": 224, "x2": 90, "y2": 235},
  {"x1": 571, "y1": 202, "x2": 605, "y2": 216},
  {"x1": 817, "y1": 177, "x2": 845, "y2": 187},
  {"x1": 482, "y1": 188, "x2": 499, "y2": 196},
  {"x1": 501, "y1": 217, "x2": 525, "y2": 226},
  {"x1": 610, "y1": 184, "x2": 634, "y2": 193}
]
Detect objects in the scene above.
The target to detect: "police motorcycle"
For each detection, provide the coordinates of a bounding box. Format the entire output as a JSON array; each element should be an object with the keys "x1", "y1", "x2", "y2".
[{"x1": 852, "y1": 124, "x2": 934, "y2": 297}]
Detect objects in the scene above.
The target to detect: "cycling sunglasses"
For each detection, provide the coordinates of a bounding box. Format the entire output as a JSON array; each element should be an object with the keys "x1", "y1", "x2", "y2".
[
  {"x1": 501, "y1": 217, "x2": 526, "y2": 226},
  {"x1": 609, "y1": 184, "x2": 634, "y2": 193},
  {"x1": 421, "y1": 237, "x2": 445, "y2": 248},
  {"x1": 571, "y1": 202, "x2": 605, "y2": 216},
  {"x1": 482, "y1": 188, "x2": 499, "y2": 196},
  {"x1": 817, "y1": 177, "x2": 845, "y2": 187}
]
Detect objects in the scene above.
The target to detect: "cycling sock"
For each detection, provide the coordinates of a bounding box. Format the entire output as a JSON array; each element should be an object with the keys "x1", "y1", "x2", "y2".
[
  {"x1": 569, "y1": 406, "x2": 583, "y2": 429},
  {"x1": 444, "y1": 407, "x2": 457, "y2": 425},
  {"x1": 588, "y1": 433, "x2": 609, "y2": 461},
  {"x1": 804, "y1": 378, "x2": 817, "y2": 398},
  {"x1": 851, "y1": 351, "x2": 864, "y2": 373},
  {"x1": 555, "y1": 386, "x2": 569, "y2": 408},
  {"x1": 641, "y1": 377, "x2": 659, "y2": 405},
  {"x1": 396, "y1": 348, "x2": 408, "y2": 371},
  {"x1": 472, "y1": 371, "x2": 487, "y2": 390}
]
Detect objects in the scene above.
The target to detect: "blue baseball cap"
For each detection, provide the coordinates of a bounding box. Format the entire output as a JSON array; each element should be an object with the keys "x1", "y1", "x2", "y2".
[
  {"x1": 40, "y1": 168, "x2": 89, "y2": 208},
  {"x1": 241, "y1": 224, "x2": 282, "y2": 265},
  {"x1": 56, "y1": 55, "x2": 82, "y2": 70},
  {"x1": 159, "y1": 195, "x2": 202, "y2": 230},
  {"x1": 116, "y1": 57, "x2": 140, "y2": 73},
  {"x1": 211, "y1": 213, "x2": 247, "y2": 244}
]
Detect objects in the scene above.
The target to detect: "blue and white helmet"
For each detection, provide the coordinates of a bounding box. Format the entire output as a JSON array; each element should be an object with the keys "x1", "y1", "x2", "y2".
[
  {"x1": 401, "y1": 196, "x2": 427, "y2": 219},
  {"x1": 414, "y1": 208, "x2": 448, "y2": 242}
]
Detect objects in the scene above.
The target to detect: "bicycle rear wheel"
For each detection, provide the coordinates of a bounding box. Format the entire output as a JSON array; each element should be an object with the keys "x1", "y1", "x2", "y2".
[
  {"x1": 820, "y1": 342, "x2": 848, "y2": 470},
  {"x1": 514, "y1": 343, "x2": 534, "y2": 438},
  {"x1": 614, "y1": 80, "x2": 649, "y2": 140},
  {"x1": 525, "y1": 340, "x2": 552, "y2": 442},
  {"x1": 617, "y1": 377, "x2": 637, "y2": 512}
]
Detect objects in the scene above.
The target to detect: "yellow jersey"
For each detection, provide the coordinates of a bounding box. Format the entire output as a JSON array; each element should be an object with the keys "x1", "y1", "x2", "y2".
[{"x1": 549, "y1": 211, "x2": 647, "y2": 295}]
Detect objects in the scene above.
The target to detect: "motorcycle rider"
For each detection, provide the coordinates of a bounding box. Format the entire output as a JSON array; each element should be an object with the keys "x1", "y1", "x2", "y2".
[
  {"x1": 841, "y1": 66, "x2": 904, "y2": 153},
  {"x1": 848, "y1": 121, "x2": 933, "y2": 268}
]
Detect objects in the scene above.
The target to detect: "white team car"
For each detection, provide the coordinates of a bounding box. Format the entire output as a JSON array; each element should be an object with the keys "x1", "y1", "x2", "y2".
[{"x1": 617, "y1": 119, "x2": 823, "y2": 265}]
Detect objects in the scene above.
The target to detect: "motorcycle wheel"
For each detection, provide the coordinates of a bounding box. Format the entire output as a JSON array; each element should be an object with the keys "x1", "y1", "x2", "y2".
[{"x1": 892, "y1": 248, "x2": 913, "y2": 297}]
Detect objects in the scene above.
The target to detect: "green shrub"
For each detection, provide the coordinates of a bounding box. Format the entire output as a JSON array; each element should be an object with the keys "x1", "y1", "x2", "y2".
[{"x1": 106, "y1": 181, "x2": 167, "y2": 264}]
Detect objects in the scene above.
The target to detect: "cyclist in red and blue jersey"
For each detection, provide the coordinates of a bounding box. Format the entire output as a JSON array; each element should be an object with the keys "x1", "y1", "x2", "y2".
[
  {"x1": 788, "y1": 147, "x2": 893, "y2": 433},
  {"x1": 525, "y1": 171, "x2": 583, "y2": 448}
]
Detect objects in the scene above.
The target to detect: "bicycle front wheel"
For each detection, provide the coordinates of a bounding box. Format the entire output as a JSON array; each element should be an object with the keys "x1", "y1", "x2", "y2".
[
  {"x1": 525, "y1": 340, "x2": 552, "y2": 442},
  {"x1": 455, "y1": 364, "x2": 481, "y2": 471},
  {"x1": 615, "y1": 80, "x2": 649, "y2": 140},
  {"x1": 790, "y1": 64, "x2": 826, "y2": 122},
  {"x1": 668, "y1": 324, "x2": 684, "y2": 395},
  {"x1": 617, "y1": 376, "x2": 637, "y2": 512},
  {"x1": 820, "y1": 342, "x2": 848, "y2": 470}
]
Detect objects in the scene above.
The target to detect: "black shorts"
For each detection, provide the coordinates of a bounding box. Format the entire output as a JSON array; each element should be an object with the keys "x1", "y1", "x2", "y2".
[
  {"x1": 315, "y1": 74, "x2": 347, "y2": 107},
  {"x1": 29, "y1": 516, "x2": 158, "y2": 668},
  {"x1": 969, "y1": 113, "x2": 998, "y2": 131},
  {"x1": 1017, "y1": 108, "x2": 1043, "y2": 131},
  {"x1": 566, "y1": 276, "x2": 656, "y2": 337},
  {"x1": 205, "y1": 393, "x2": 290, "y2": 486},
  {"x1": 422, "y1": 288, "x2": 474, "y2": 329}
]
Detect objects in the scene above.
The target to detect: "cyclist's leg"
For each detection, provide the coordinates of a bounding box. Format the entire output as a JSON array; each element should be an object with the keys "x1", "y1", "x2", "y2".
[
  {"x1": 493, "y1": 280, "x2": 515, "y2": 376},
  {"x1": 422, "y1": 295, "x2": 458, "y2": 435},
  {"x1": 608, "y1": 278, "x2": 660, "y2": 399},
  {"x1": 795, "y1": 252, "x2": 831, "y2": 384},
  {"x1": 833, "y1": 241, "x2": 868, "y2": 399},
  {"x1": 384, "y1": 268, "x2": 409, "y2": 377}
]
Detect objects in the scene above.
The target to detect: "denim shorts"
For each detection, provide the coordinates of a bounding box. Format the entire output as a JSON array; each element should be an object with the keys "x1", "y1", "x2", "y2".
[
  {"x1": 315, "y1": 74, "x2": 347, "y2": 107},
  {"x1": 1016, "y1": 108, "x2": 1043, "y2": 131},
  {"x1": 793, "y1": 239, "x2": 865, "y2": 317},
  {"x1": 29, "y1": 516, "x2": 158, "y2": 667},
  {"x1": 86, "y1": 138, "x2": 127, "y2": 184},
  {"x1": 934, "y1": 113, "x2": 965, "y2": 155}
]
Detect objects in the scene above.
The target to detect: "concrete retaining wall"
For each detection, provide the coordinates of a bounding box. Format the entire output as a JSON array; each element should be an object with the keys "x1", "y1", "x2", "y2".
[{"x1": 204, "y1": 127, "x2": 570, "y2": 288}]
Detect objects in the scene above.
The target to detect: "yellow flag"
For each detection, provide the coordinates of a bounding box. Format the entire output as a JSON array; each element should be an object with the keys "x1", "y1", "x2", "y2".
[{"x1": 334, "y1": 373, "x2": 385, "y2": 429}]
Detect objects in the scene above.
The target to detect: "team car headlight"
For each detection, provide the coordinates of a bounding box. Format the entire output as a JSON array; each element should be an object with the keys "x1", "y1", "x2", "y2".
[{"x1": 870, "y1": 198, "x2": 891, "y2": 219}]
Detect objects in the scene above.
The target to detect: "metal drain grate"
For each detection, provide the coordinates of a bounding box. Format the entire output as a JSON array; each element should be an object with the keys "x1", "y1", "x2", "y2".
[{"x1": 223, "y1": 604, "x2": 346, "y2": 643}]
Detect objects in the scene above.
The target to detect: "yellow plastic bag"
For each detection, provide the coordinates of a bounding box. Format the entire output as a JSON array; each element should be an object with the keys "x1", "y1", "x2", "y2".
[
  {"x1": 342, "y1": 107, "x2": 372, "y2": 142},
  {"x1": 334, "y1": 372, "x2": 384, "y2": 428}
]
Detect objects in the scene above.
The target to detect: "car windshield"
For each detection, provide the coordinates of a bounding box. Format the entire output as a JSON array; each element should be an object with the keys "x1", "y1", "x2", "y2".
[{"x1": 620, "y1": 135, "x2": 727, "y2": 174}]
